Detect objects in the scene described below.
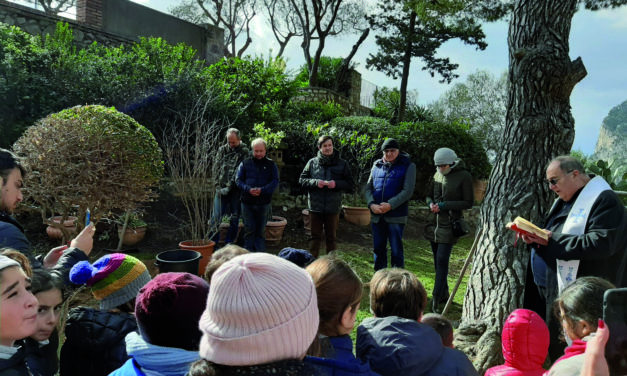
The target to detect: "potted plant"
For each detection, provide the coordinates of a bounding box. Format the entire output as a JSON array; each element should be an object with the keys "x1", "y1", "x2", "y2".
[
  {"x1": 14, "y1": 105, "x2": 164, "y2": 244},
  {"x1": 116, "y1": 212, "x2": 148, "y2": 246},
  {"x1": 162, "y1": 91, "x2": 227, "y2": 274},
  {"x1": 46, "y1": 216, "x2": 78, "y2": 240},
  {"x1": 218, "y1": 215, "x2": 244, "y2": 244},
  {"x1": 266, "y1": 216, "x2": 288, "y2": 246}
]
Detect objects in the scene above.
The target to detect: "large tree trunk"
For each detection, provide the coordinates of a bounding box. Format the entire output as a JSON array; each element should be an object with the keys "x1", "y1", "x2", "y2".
[
  {"x1": 456, "y1": 0, "x2": 587, "y2": 373},
  {"x1": 398, "y1": 11, "x2": 416, "y2": 123}
]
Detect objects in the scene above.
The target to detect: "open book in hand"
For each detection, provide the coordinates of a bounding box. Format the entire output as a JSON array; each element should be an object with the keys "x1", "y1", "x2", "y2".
[{"x1": 506, "y1": 217, "x2": 550, "y2": 241}]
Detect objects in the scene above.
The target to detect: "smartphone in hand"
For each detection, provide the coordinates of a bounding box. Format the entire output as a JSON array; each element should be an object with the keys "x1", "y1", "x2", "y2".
[
  {"x1": 603, "y1": 288, "x2": 627, "y2": 376},
  {"x1": 85, "y1": 209, "x2": 91, "y2": 227}
]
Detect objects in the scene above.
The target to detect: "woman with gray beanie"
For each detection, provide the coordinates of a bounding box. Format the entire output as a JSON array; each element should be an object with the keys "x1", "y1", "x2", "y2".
[{"x1": 423, "y1": 148, "x2": 473, "y2": 313}]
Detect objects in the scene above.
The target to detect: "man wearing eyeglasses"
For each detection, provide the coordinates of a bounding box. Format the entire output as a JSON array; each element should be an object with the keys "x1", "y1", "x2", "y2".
[{"x1": 521, "y1": 155, "x2": 627, "y2": 361}]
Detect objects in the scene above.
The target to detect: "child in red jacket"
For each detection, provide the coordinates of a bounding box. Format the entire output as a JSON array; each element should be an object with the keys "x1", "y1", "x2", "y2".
[{"x1": 485, "y1": 308, "x2": 549, "y2": 376}]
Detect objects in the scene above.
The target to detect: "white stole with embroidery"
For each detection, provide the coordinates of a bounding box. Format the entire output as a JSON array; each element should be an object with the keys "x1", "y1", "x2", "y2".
[{"x1": 556, "y1": 176, "x2": 612, "y2": 293}]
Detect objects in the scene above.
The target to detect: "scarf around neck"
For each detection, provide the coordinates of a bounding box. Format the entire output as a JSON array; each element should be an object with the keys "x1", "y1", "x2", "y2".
[
  {"x1": 318, "y1": 150, "x2": 336, "y2": 166},
  {"x1": 125, "y1": 332, "x2": 199, "y2": 376}
]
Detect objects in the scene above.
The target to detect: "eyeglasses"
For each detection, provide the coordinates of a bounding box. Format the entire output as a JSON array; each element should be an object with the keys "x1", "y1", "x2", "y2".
[
  {"x1": 547, "y1": 170, "x2": 574, "y2": 186},
  {"x1": 436, "y1": 165, "x2": 449, "y2": 169}
]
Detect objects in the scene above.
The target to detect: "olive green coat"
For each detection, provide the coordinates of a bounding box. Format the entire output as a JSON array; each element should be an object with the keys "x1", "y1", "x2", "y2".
[{"x1": 423, "y1": 160, "x2": 474, "y2": 245}]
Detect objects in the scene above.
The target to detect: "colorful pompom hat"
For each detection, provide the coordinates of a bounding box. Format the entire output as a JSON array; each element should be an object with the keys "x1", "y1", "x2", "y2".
[{"x1": 70, "y1": 253, "x2": 151, "y2": 310}]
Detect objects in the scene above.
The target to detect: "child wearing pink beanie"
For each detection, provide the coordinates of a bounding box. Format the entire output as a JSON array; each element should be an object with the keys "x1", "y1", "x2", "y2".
[{"x1": 188, "y1": 252, "x2": 320, "y2": 376}]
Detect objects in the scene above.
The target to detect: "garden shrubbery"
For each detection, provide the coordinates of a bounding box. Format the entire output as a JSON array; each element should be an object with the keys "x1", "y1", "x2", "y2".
[
  {"x1": 2, "y1": 22, "x2": 491, "y2": 202},
  {"x1": 13, "y1": 105, "x2": 163, "y2": 232}
]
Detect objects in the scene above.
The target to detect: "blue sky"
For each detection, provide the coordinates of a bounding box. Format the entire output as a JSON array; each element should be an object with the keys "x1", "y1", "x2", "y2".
[{"x1": 132, "y1": 0, "x2": 627, "y2": 155}]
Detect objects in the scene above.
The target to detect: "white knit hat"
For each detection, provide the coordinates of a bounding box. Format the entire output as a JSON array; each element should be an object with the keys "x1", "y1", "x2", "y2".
[
  {"x1": 434, "y1": 148, "x2": 458, "y2": 165},
  {"x1": 0, "y1": 255, "x2": 20, "y2": 273},
  {"x1": 198, "y1": 253, "x2": 319, "y2": 366}
]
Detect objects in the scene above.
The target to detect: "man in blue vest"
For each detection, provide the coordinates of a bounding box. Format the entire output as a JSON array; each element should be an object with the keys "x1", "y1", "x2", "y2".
[{"x1": 366, "y1": 139, "x2": 416, "y2": 271}]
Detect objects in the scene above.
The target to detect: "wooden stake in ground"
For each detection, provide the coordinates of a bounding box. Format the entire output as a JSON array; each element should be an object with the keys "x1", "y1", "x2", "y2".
[{"x1": 442, "y1": 227, "x2": 484, "y2": 317}]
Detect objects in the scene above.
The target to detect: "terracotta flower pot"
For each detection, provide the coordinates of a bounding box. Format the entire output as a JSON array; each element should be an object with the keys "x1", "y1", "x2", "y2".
[
  {"x1": 265, "y1": 216, "x2": 287, "y2": 246},
  {"x1": 179, "y1": 240, "x2": 216, "y2": 276},
  {"x1": 473, "y1": 179, "x2": 488, "y2": 202},
  {"x1": 117, "y1": 225, "x2": 147, "y2": 246},
  {"x1": 46, "y1": 216, "x2": 78, "y2": 240},
  {"x1": 302, "y1": 209, "x2": 311, "y2": 236},
  {"x1": 218, "y1": 222, "x2": 244, "y2": 244},
  {"x1": 343, "y1": 206, "x2": 371, "y2": 226}
]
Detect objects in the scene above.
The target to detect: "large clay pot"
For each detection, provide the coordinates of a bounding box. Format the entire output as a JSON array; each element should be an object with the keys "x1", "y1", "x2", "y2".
[
  {"x1": 265, "y1": 216, "x2": 287, "y2": 246},
  {"x1": 117, "y1": 226, "x2": 147, "y2": 246},
  {"x1": 343, "y1": 206, "x2": 371, "y2": 226},
  {"x1": 179, "y1": 240, "x2": 216, "y2": 276},
  {"x1": 218, "y1": 222, "x2": 244, "y2": 244},
  {"x1": 302, "y1": 209, "x2": 311, "y2": 236},
  {"x1": 46, "y1": 216, "x2": 77, "y2": 240},
  {"x1": 473, "y1": 180, "x2": 488, "y2": 203}
]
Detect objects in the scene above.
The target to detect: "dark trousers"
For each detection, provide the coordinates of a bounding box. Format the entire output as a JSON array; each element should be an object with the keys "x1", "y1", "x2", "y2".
[
  {"x1": 308, "y1": 212, "x2": 340, "y2": 258},
  {"x1": 430, "y1": 242, "x2": 453, "y2": 300},
  {"x1": 372, "y1": 219, "x2": 405, "y2": 271},
  {"x1": 211, "y1": 190, "x2": 241, "y2": 243},
  {"x1": 241, "y1": 202, "x2": 270, "y2": 252}
]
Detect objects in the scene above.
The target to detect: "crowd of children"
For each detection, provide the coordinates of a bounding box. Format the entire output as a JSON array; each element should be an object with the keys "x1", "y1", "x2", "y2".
[{"x1": 0, "y1": 243, "x2": 617, "y2": 376}]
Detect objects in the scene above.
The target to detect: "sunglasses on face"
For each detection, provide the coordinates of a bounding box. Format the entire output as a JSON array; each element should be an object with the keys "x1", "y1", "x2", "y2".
[
  {"x1": 436, "y1": 165, "x2": 449, "y2": 169},
  {"x1": 547, "y1": 170, "x2": 574, "y2": 186}
]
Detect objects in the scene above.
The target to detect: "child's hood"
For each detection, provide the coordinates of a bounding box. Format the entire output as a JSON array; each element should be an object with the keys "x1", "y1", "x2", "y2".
[{"x1": 356, "y1": 316, "x2": 444, "y2": 375}]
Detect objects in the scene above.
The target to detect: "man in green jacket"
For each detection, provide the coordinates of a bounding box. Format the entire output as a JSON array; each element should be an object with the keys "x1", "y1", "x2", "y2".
[
  {"x1": 212, "y1": 128, "x2": 249, "y2": 244},
  {"x1": 300, "y1": 136, "x2": 353, "y2": 257}
]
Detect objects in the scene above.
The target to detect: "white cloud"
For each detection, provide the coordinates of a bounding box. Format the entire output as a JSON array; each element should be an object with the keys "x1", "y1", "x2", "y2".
[{"x1": 592, "y1": 7, "x2": 627, "y2": 29}]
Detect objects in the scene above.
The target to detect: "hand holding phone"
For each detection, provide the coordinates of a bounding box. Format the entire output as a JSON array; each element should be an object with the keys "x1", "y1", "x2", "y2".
[{"x1": 603, "y1": 288, "x2": 627, "y2": 376}]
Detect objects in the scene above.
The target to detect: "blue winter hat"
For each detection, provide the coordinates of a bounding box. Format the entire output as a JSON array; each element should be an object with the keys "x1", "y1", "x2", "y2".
[{"x1": 278, "y1": 248, "x2": 315, "y2": 268}]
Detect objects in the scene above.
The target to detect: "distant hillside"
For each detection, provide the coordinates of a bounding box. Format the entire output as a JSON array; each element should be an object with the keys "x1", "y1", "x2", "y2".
[{"x1": 594, "y1": 99, "x2": 627, "y2": 171}]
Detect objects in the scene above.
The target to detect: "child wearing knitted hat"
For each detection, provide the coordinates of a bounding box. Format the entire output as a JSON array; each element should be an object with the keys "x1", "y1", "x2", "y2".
[
  {"x1": 110, "y1": 272, "x2": 210, "y2": 376},
  {"x1": 59, "y1": 253, "x2": 151, "y2": 376},
  {"x1": 0, "y1": 254, "x2": 39, "y2": 376},
  {"x1": 188, "y1": 253, "x2": 320, "y2": 376}
]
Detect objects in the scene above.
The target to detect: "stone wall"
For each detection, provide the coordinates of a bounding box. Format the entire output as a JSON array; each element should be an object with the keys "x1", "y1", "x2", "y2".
[
  {"x1": 0, "y1": 0, "x2": 131, "y2": 49},
  {"x1": 0, "y1": 0, "x2": 224, "y2": 63},
  {"x1": 292, "y1": 69, "x2": 373, "y2": 116}
]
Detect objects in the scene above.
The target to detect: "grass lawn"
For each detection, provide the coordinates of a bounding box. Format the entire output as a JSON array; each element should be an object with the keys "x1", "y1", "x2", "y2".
[{"x1": 334, "y1": 235, "x2": 475, "y2": 342}]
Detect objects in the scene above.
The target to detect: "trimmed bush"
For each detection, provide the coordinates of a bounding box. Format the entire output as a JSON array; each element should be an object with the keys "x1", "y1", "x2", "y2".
[{"x1": 13, "y1": 105, "x2": 164, "y2": 231}]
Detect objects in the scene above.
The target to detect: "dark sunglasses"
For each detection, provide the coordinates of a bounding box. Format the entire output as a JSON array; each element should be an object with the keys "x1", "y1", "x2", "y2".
[{"x1": 547, "y1": 170, "x2": 574, "y2": 186}]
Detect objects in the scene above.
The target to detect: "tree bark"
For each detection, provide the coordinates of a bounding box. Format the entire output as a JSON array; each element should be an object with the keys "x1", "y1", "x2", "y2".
[
  {"x1": 398, "y1": 11, "x2": 416, "y2": 123},
  {"x1": 457, "y1": 0, "x2": 587, "y2": 373}
]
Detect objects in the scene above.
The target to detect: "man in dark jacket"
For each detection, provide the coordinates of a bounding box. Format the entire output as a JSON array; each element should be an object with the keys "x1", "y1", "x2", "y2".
[
  {"x1": 522, "y1": 155, "x2": 627, "y2": 361},
  {"x1": 0, "y1": 149, "x2": 93, "y2": 284},
  {"x1": 356, "y1": 268, "x2": 478, "y2": 376},
  {"x1": 299, "y1": 136, "x2": 354, "y2": 257},
  {"x1": 236, "y1": 139, "x2": 279, "y2": 252},
  {"x1": 365, "y1": 139, "x2": 416, "y2": 271},
  {"x1": 212, "y1": 128, "x2": 249, "y2": 244}
]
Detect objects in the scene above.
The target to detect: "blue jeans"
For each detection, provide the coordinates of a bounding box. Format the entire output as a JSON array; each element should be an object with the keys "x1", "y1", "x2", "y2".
[
  {"x1": 430, "y1": 242, "x2": 453, "y2": 300},
  {"x1": 372, "y1": 219, "x2": 405, "y2": 271},
  {"x1": 211, "y1": 190, "x2": 242, "y2": 244},
  {"x1": 241, "y1": 202, "x2": 270, "y2": 252}
]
